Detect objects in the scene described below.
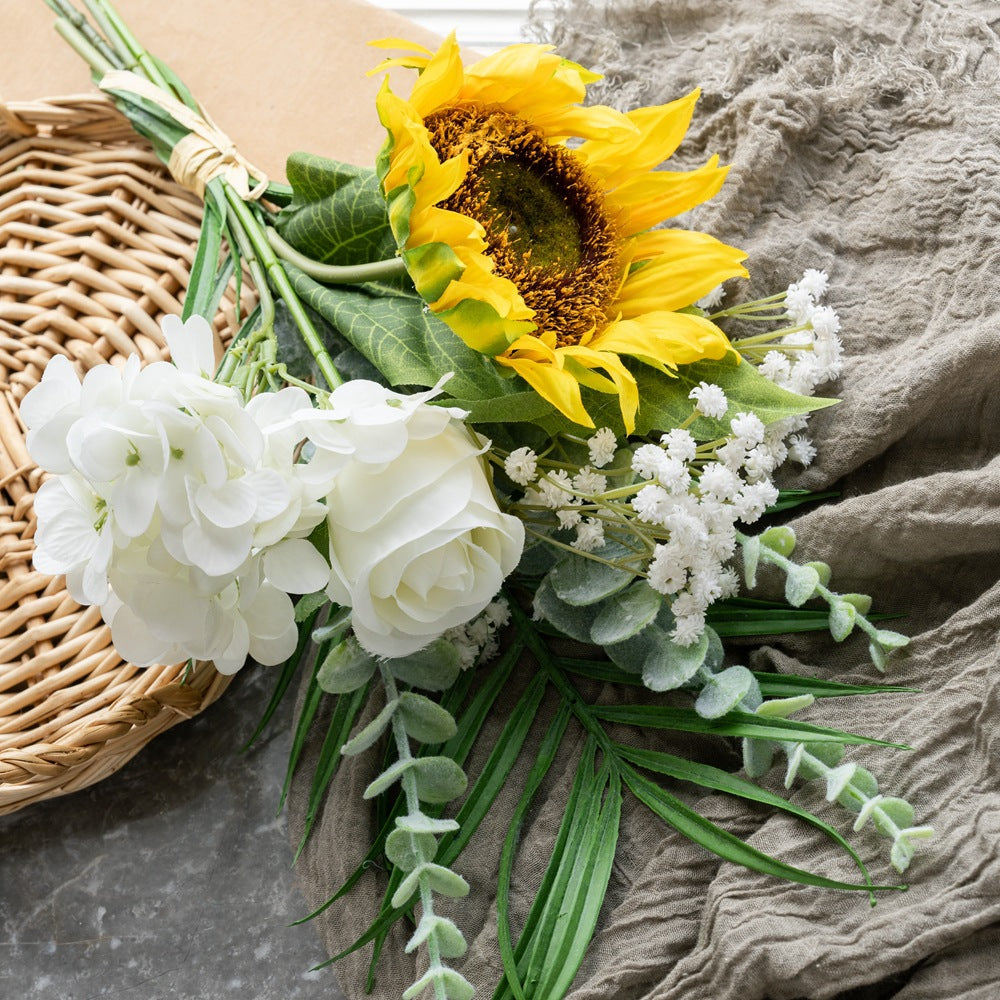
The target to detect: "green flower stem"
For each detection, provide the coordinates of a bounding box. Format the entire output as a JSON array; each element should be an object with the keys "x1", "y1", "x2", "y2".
[
  {"x1": 265, "y1": 227, "x2": 408, "y2": 285},
  {"x1": 223, "y1": 189, "x2": 343, "y2": 389},
  {"x1": 48, "y1": 5, "x2": 117, "y2": 75},
  {"x1": 731, "y1": 323, "x2": 812, "y2": 348},
  {"x1": 378, "y1": 663, "x2": 449, "y2": 1000}
]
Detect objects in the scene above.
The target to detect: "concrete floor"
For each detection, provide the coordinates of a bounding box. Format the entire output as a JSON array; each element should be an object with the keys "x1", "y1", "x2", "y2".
[{"x1": 0, "y1": 665, "x2": 347, "y2": 1000}]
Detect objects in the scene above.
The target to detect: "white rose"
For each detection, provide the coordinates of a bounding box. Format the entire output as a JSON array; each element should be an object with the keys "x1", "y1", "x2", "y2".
[{"x1": 319, "y1": 380, "x2": 523, "y2": 659}]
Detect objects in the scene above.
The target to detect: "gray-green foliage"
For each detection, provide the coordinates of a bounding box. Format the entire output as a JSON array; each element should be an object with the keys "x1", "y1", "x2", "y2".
[
  {"x1": 352, "y1": 651, "x2": 474, "y2": 1000},
  {"x1": 737, "y1": 526, "x2": 910, "y2": 672},
  {"x1": 533, "y1": 536, "x2": 931, "y2": 874}
]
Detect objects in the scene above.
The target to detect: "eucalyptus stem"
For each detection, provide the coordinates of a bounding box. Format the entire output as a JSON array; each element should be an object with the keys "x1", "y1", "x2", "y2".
[
  {"x1": 379, "y1": 664, "x2": 449, "y2": 1000},
  {"x1": 265, "y1": 227, "x2": 408, "y2": 285}
]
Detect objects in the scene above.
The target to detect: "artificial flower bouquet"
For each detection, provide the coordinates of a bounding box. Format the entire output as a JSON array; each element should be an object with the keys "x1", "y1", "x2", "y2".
[{"x1": 23, "y1": 2, "x2": 932, "y2": 998}]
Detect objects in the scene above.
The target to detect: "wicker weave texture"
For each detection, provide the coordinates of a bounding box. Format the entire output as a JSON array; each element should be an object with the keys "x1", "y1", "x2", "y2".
[{"x1": 0, "y1": 94, "x2": 253, "y2": 815}]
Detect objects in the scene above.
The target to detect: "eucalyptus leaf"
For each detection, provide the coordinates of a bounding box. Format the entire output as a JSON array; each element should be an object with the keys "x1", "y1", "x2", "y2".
[
  {"x1": 742, "y1": 533, "x2": 761, "y2": 588},
  {"x1": 872, "y1": 798, "x2": 915, "y2": 837},
  {"x1": 695, "y1": 664, "x2": 757, "y2": 719},
  {"x1": 785, "y1": 564, "x2": 821, "y2": 606},
  {"x1": 642, "y1": 629, "x2": 709, "y2": 692},
  {"x1": 829, "y1": 600, "x2": 857, "y2": 641},
  {"x1": 547, "y1": 547, "x2": 635, "y2": 607},
  {"x1": 340, "y1": 699, "x2": 399, "y2": 757},
  {"x1": 402, "y1": 967, "x2": 474, "y2": 1000},
  {"x1": 397, "y1": 692, "x2": 458, "y2": 744},
  {"x1": 385, "y1": 828, "x2": 439, "y2": 874},
  {"x1": 761, "y1": 525, "x2": 797, "y2": 556},
  {"x1": 755, "y1": 694, "x2": 815, "y2": 718},
  {"x1": 533, "y1": 577, "x2": 600, "y2": 644},
  {"x1": 590, "y1": 581, "x2": 663, "y2": 645},
  {"x1": 317, "y1": 635, "x2": 377, "y2": 695},
  {"x1": 742, "y1": 737, "x2": 776, "y2": 778},
  {"x1": 385, "y1": 639, "x2": 462, "y2": 692},
  {"x1": 412, "y1": 756, "x2": 468, "y2": 804},
  {"x1": 391, "y1": 862, "x2": 470, "y2": 909},
  {"x1": 406, "y1": 913, "x2": 468, "y2": 959}
]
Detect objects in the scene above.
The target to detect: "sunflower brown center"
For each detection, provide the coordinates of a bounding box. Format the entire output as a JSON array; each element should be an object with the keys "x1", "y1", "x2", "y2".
[{"x1": 424, "y1": 104, "x2": 621, "y2": 346}]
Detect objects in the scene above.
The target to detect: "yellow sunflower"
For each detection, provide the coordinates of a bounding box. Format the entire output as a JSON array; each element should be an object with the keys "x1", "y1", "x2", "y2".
[{"x1": 373, "y1": 35, "x2": 748, "y2": 432}]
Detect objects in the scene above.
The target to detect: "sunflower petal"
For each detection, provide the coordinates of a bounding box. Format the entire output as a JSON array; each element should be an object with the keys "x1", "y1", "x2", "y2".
[
  {"x1": 595, "y1": 312, "x2": 734, "y2": 370},
  {"x1": 608, "y1": 156, "x2": 730, "y2": 235},
  {"x1": 496, "y1": 352, "x2": 594, "y2": 428},
  {"x1": 576, "y1": 89, "x2": 700, "y2": 187},
  {"x1": 409, "y1": 33, "x2": 465, "y2": 117},
  {"x1": 615, "y1": 230, "x2": 749, "y2": 315}
]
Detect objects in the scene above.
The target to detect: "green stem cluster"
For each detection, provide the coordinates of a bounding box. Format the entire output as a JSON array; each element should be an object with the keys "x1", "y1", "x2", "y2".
[{"x1": 47, "y1": 0, "x2": 344, "y2": 394}]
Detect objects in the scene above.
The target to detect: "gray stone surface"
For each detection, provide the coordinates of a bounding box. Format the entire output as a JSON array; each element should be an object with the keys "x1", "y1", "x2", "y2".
[{"x1": 0, "y1": 666, "x2": 347, "y2": 1000}]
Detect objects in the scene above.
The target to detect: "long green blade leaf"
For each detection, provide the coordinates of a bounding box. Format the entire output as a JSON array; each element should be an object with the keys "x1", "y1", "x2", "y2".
[
  {"x1": 494, "y1": 703, "x2": 573, "y2": 1000},
  {"x1": 754, "y1": 671, "x2": 919, "y2": 698},
  {"x1": 591, "y1": 704, "x2": 910, "y2": 749},
  {"x1": 615, "y1": 744, "x2": 876, "y2": 896},
  {"x1": 622, "y1": 764, "x2": 903, "y2": 892}
]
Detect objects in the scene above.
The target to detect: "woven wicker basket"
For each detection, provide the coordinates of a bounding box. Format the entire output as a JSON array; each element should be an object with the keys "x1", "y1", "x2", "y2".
[{"x1": 0, "y1": 94, "x2": 255, "y2": 815}]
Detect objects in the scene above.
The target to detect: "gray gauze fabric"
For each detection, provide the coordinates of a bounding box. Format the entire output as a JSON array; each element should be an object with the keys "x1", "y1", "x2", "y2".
[{"x1": 288, "y1": 1, "x2": 1000, "y2": 996}]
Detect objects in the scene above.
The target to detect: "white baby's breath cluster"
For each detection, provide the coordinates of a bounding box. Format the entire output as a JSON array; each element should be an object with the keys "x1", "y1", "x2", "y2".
[
  {"x1": 441, "y1": 599, "x2": 511, "y2": 670},
  {"x1": 22, "y1": 317, "x2": 523, "y2": 671}
]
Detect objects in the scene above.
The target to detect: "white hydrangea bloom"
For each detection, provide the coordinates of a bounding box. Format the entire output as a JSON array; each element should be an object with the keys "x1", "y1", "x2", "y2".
[
  {"x1": 788, "y1": 434, "x2": 818, "y2": 466},
  {"x1": 696, "y1": 284, "x2": 726, "y2": 309},
  {"x1": 572, "y1": 518, "x2": 606, "y2": 552}
]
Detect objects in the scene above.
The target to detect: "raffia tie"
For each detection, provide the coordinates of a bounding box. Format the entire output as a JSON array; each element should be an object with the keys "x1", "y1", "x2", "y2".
[{"x1": 98, "y1": 70, "x2": 267, "y2": 200}]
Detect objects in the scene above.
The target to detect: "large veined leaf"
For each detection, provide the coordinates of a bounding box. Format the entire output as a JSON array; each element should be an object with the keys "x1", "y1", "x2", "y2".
[
  {"x1": 286, "y1": 265, "x2": 555, "y2": 423},
  {"x1": 276, "y1": 152, "x2": 399, "y2": 266},
  {"x1": 541, "y1": 353, "x2": 838, "y2": 438}
]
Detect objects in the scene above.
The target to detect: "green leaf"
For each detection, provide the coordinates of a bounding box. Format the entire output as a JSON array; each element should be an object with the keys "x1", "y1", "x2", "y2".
[
  {"x1": 622, "y1": 765, "x2": 893, "y2": 892},
  {"x1": 753, "y1": 671, "x2": 918, "y2": 699},
  {"x1": 785, "y1": 564, "x2": 821, "y2": 606},
  {"x1": 755, "y1": 694, "x2": 815, "y2": 718},
  {"x1": 317, "y1": 635, "x2": 378, "y2": 694},
  {"x1": 436, "y1": 673, "x2": 548, "y2": 868},
  {"x1": 277, "y1": 153, "x2": 397, "y2": 266},
  {"x1": 642, "y1": 629, "x2": 709, "y2": 692},
  {"x1": 340, "y1": 698, "x2": 399, "y2": 757},
  {"x1": 590, "y1": 581, "x2": 662, "y2": 645},
  {"x1": 695, "y1": 665, "x2": 758, "y2": 719},
  {"x1": 397, "y1": 692, "x2": 458, "y2": 744},
  {"x1": 494, "y1": 704, "x2": 573, "y2": 1000},
  {"x1": 391, "y1": 861, "x2": 470, "y2": 909},
  {"x1": 761, "y1": 525, "x2": 797, "y2": 557},
  {"x1": 547, "y1": 547, "x2": 635, "y2": 607},
  {"x1": 287, "y1": 266, "x2": 548, "y2": 416},
  {"x1": 385, "y1": 638, "x2": 462, "y2": 692},
  {"x1": 403, "y1": 967, "x2": 474, "y2": 1000},
  {"x1": 565, "y1": 354, "x2": 837, "y2": 439},
  {"x1": 534, "y1": 767, "x2": 622, "y2": 1000},
  {"x1": 591, "y1": 704, "x2": 910, "y2": 748},
  {"x1": 294, "y1": 590, "x2": 329, "y2": 623},
  {"x1": 616, "y1": 744, "x2": 875, "y2": 889},
  {"x1": 181, "y1": 177, "x2": 226, "y2": 322},
  {"x1": 384, "y1": 828, "x2": 438, "y2": 873},
  {"x1": 294, "y1": 683, "x2": 371, "y2": 861}
]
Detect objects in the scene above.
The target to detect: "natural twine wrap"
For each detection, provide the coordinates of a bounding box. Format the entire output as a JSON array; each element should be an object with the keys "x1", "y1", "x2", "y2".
[
  {"x1": 0, "y1": 94, "x2": 254, "y2": 815},
  {"x1": 290, "y1": 2, "x2": 1000, "y2": 998}
]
